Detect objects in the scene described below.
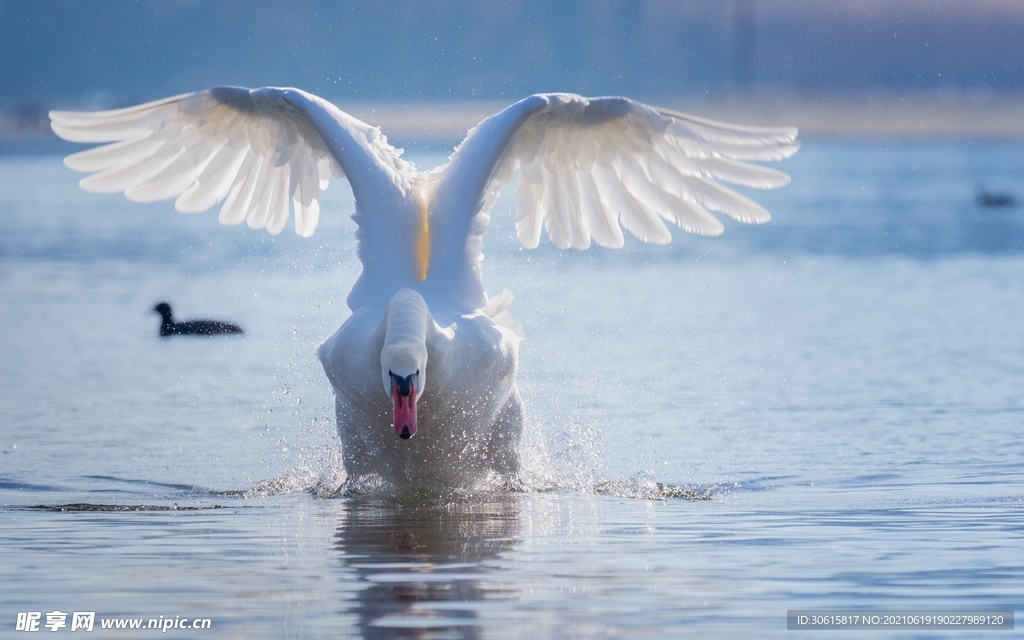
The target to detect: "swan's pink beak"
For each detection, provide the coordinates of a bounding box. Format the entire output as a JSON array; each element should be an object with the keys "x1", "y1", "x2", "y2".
[{"x1": 392, "y1": 382, "x2": 417, "y2": 440}]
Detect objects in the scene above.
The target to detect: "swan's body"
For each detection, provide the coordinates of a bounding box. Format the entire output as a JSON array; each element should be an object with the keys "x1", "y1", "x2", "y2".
[
  {"x1": 50, "y1": 87, "x2": 797, "y2": 489},
  {"x1": 320, "y1": 289, "x2": 522, "y2": 487}
]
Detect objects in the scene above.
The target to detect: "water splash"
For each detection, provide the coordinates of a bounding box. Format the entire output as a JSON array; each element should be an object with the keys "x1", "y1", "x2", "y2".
[
  {"x1": 540, "y1": 421, "x2": 718, "y2": 500},
  {"x1": 243, "y1": 465, "x2": 322, "y2": 498},
  {"x1": 545, "y1": 419, "x2": 602, "y2": 492},
  {"x1": 592, "y1": 477, "x2": 717, "y2": 501},
  {"x1": 242, "y1": 412, "x2": 716, "y2": 501},
  {"x1": 516, "y1": 415, "x2": 556, "y2": 491}
]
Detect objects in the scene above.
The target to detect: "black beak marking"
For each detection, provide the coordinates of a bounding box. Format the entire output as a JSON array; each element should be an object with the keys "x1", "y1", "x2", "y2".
[
  {"x1": 389, "y1": 370, "x2": 416, "y2": 397},
  {"x1": 400, "y1": 425, "x2": 411, "y2": 439}
]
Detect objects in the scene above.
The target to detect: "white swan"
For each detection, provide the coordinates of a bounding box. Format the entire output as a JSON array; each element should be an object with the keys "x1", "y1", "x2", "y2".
[{"x1": 49, "y1": 88, "x2": 798, "y2": 489}]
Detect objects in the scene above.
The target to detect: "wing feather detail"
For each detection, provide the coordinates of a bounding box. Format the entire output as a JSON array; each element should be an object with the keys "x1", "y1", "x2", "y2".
[
  {"x1": 50, "y1": 87, "x2": 412, "y2": 238},
  {"x1": 422, "y1": 93, "x2": 796, "y2": 311},
  {"x1": 436, "y1": 93, "x2": 797, "y2": 257}
]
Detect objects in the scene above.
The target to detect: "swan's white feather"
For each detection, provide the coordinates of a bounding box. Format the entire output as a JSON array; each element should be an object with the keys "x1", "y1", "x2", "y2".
[
  {"x1": 50, "y1": 87, "x2": 413, "y2": 239},
  {"x1": 52, "y1": 87, "x2": 797, "y2": 490},
  {"x1": 422, "y1": 93, "x2": 797, "y2": 309},
  {"x1": 52, "y1": 88, "x2": 797, "y2": 311}
]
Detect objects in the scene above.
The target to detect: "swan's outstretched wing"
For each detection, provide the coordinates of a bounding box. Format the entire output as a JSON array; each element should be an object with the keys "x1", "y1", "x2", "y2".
[
  {"x1": 426, "y1": 93, "x2": 797, "y2": 308},
  {"x1": 50, "y1": 87, "x2": 414, "y2": 237}
]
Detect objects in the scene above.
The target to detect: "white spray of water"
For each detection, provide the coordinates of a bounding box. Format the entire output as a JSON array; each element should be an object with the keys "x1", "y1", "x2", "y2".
[{"x1": 245, "y1": 411, "x2": 717, "y2": 501}]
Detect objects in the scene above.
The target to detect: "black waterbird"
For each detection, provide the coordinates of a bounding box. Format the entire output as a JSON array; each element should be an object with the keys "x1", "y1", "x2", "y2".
[{"x1": 153, "y1": 302, "x2": 243, "y2": 337}]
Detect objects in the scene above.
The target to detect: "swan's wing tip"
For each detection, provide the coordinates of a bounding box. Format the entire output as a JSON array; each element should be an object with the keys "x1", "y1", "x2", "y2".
[
  {"x1": 48, "y1": 87, "x2": 413, "y2": 240},
  {"x1": 500, "y1": 96, "x2": 799, "y2": 250}
]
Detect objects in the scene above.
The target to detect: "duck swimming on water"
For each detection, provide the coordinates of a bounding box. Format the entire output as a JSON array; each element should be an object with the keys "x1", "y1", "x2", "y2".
[{"x1": 153, "y1": 302, "x2": 243, "y2": 337}]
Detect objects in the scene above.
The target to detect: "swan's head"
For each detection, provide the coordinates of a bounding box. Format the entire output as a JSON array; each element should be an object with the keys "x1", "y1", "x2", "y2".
[
  {"x1": 381, "y1": 346, "x2": 426, "y2": 440},
  {"x1": 380, "y1": 289, "x2": 430, "y2": 440}
]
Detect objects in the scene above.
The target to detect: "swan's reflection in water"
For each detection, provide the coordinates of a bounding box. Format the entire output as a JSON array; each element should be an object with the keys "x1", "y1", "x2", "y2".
[{"x1": 334, "y1": 493, "x2": 521, "y2": 638}]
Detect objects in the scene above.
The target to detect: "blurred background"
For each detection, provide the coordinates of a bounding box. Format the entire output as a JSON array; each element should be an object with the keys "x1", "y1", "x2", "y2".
[{"x1": 2, "y1": 0, "x2": 1023, "y2": 147}]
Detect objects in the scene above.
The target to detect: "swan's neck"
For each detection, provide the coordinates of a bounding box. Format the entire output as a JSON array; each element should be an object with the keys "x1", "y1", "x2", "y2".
[{"x1": 380, "y1": 289, "x2": 430, "y2": 394}]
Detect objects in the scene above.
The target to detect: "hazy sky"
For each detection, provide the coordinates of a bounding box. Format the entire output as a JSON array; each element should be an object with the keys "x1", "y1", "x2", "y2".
[{"x1": 2, "y1": 0, "x2": 1022, "y2": 110}]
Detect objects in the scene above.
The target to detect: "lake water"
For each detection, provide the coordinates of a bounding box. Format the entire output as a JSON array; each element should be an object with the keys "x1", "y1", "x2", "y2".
[{"x1": 1, "y1": 141, "x2": 1023, "y2": 638}]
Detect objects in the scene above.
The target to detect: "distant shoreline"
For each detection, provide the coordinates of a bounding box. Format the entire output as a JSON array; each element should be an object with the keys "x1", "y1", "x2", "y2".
[
  {"x1": 341, "y1": 94, "x2": 1024, "y2": 142},
  {"x1": 4, "y1": 94, "x2": 1024, "y2": 152}
]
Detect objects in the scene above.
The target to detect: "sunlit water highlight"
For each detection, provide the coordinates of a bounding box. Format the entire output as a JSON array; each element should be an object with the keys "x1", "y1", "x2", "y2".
[{"x1": 2, "y1": 142, "x2": 1023, "y2": 637}]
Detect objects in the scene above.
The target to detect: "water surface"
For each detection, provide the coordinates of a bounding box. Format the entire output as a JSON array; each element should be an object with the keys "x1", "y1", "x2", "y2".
[{"x1": 2, "y1": 142, "x2": 1023, "y2": 637}]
